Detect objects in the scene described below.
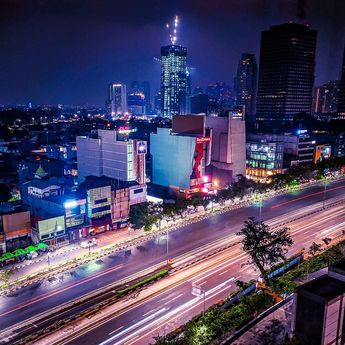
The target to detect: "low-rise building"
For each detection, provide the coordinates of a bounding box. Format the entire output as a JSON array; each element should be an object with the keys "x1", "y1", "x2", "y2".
[
  {"x1": 246, "y1": 130, "x2": 316, "y2": 182},
  {"x1": 0, "y1": 210, "x2": 32, "y2": 253},
  {"x1": 76, "y1": 129, "x2": 146, "y2": 184},
  {"x1": 291, "y1": 262, "x2": 345, "y2": 345}
]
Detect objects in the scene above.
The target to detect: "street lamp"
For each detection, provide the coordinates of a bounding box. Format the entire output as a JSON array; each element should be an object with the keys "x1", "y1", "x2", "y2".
[
  {"x1": 323, "y1": 175, "x2": 327, "y2": 209},
  {"x1": 47, "y1": 252, "x2": 51, "y2": 269}
]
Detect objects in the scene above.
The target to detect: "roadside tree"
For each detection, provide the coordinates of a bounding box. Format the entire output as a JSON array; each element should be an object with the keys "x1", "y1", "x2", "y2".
[{"x1": 237, "y1": 217, "x2": 293, "y2": 286}]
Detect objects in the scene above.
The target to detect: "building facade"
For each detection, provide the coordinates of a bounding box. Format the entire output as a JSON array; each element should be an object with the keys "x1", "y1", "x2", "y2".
[
  {"x1": 256, "y1": 23, "x2": 317, "y2": 132},
  {"x1": 161, "y1": 45, "x2": 188, "y2": 117},
  {"x1": 76, "y1": 130, "x2": 146, "y2": 184},
  {"x1": 205, "y1": 113, "x2": 246, "y2": 188},
  {"x1": 246, "y1": 131, "x2": 316, "y2": 182},
  {"x1": 313, "y1": 80, "x2": 340, "y2": 117},
  {"x1": 292, "y1": 262, "x2": 345, "y2": 345},
  {"x1": 236, "y1": 53, "x2": 257, "y2": 118},
  {"x1": 108, "y1": 83, "x2": 127, "y2": 116},
  {"x1": 150, "y1": 118, "x2": 212, "y2": 198},
  {"x1": 338, "y1": 45, "x2": 345, "y2": 119},
  {"x1": 246, "y1": 140, "x2": 284, "y2": 183}
]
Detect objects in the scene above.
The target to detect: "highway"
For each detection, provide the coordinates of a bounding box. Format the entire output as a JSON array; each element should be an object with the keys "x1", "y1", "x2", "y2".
[
  {"x1": 0, "y1": 179, "x2": 344, "y2": 344},
  {"x1": 43, "y1": 198, "x2": 345, "y2": 345}
]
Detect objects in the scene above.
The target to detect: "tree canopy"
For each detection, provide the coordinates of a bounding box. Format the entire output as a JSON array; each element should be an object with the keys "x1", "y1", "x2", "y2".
[{"x1": 237, "y1": 217, "x2": 293, "y2": 285}]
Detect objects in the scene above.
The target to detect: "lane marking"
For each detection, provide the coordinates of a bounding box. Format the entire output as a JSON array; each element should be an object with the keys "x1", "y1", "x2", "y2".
[
  {"x1": 108, "y1": 326, "x2": 124, "y2": 335},
  {"x1": 99, "y1": 308, "x2": 167, "y2": 345}
]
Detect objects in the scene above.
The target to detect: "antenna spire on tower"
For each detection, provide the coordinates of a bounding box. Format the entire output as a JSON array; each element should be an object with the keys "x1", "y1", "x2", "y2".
[{"x1": 166, "y1": 15, "x2": 179, "y2": 45}]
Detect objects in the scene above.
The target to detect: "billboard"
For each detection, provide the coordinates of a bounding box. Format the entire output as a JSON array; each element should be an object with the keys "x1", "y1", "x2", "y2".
[
  {"x1": 172, "y1": 115, "x2": 205, "y2": 136},
  {"x1": 136, "y1": 141, "x2": 147, "y2": 155},
  {"x1": 37, "y1": 216, "x2": 65, "y2": 240}
]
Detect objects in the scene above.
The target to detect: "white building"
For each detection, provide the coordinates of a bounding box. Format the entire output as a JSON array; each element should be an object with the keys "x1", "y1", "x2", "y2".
[
  {"x1": 109, "y1": 83, "x2": 127, "y2": 115},
  {"x1": 76, "y1": 130, "x2": 146, "y2": 183}
]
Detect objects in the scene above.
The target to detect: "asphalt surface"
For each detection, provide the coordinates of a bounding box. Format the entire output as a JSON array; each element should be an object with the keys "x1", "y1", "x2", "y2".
[
  {"x1": 0, "y1": 179, "x2": 344, "y2": 341},
  {"x1": 51, "y1": 200, "x2": 345, "y2": 345}
]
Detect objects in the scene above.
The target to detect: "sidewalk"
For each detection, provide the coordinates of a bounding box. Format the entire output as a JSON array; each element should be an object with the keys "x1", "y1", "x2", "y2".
[{"x1": 4, "y1": 227, "x2": 144, "y2": 282}]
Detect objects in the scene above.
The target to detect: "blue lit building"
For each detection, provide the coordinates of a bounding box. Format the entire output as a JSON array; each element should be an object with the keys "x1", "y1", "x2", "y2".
[{"x1": 161, "y1": 44, "x2": 188, "y2": 117}]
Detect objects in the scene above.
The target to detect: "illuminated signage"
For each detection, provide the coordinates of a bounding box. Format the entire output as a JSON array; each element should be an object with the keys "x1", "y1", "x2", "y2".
[
  {"x1": 64, "y1": 199, "x2": 86, "y2": 209},
  {"x1": 118, "y1": 126, "x2": 137, "y2": 134},
  {"x1": 196, "y1": 137, "x2": 210, "y2": 143},
  {"x1": 137, "y1": 141, "x2": 147, "y2": 155}
]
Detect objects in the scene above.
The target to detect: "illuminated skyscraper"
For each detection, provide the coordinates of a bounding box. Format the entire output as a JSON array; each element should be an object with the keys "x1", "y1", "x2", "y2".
[
  {"x1": 338, "y1": 45, "x2": 345, "y2": 119},
  {"x1": 236, "y1": 53, "x2": 257, "y2": 117},
  {"x1": 108, "y1": 83, "x2": 127, "y2": 116},
  {"x1": 256, "y1": 23, "x2": 317, "y2": 132},
  {"x1": 313, "y1": 80, "x2": 340, "y2": 116},
  {"x1": 161, "y1": 16, "x2": 188, "y2": 118}
]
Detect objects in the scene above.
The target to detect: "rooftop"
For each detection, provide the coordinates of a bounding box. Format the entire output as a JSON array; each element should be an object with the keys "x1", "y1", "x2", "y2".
[{"x1": 297, "y1": 274, "x2": 345, "y2": 301}]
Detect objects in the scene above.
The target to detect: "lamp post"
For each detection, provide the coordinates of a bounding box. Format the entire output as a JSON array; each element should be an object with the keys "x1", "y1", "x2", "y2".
[
  {"x1": 47, "y1": 252, "x2": 51, "y2": 269},
  {"x1": 323, "y1": 176, "x2": 327, "y2": 209},
  {"x1": 166, "y1": 227, "x2": 169, "y2": 264}
]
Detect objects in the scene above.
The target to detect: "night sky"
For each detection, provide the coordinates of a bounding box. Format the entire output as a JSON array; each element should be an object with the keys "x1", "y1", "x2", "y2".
[{"x1": 1, "y1": 0, "x2": 345, "y2": 106}]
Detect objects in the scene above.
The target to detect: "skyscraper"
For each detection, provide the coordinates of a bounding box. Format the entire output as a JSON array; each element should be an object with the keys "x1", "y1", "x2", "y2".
[
  {"x1": 161, "y1": 16, "x2": 188, "y2": 118},
  {"x1": 130, "y1": 81, "x2": 151, "y2": 113},
  {"x1": 313, "y1": 80, "x2": 340, "y2": 116},
  {"x1": 256, "y1": 23, "x2": 317, "y2": 132},
  {"x1": 161, "y1": 45, "x2": 187, "y2": 118},
  {"x1": 338, "y1": 45, "x2": 345, "y2": 120},
  {"x1": 236, "y1": 53, "x2": 257, "y2": 118},
  {"x1": 108, "y1": 83, "x2": 127, "y2": 116}
]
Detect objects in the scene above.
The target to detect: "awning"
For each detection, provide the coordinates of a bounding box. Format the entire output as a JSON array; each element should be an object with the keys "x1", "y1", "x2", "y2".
[
  {"x1": 35, "y1": 243, "x2": 49, "y2": 250},
  {"x1": 25, "y1": 245, "x2": 37, "y2": 253},
  {"x1": 0, "y1": 252, "x2": 15, "y2": 262},
  {"x1": 13, "y1": 248, "x2": 28, "y2": 257}
]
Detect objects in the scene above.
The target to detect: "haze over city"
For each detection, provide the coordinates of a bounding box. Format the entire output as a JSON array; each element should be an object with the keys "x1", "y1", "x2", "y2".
[{"x1": 1, "y1": 0, "x2": 345, "y2": 105}]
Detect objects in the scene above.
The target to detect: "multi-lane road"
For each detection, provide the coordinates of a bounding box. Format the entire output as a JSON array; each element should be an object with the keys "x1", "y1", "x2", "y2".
[{"x1": 0, "y1": 179, "x2": 345, "y2": 344}]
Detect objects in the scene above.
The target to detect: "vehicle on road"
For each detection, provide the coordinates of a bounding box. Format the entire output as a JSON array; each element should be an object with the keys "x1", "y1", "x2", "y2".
[{"x1": 80, "y1": 240, "x2": 96, "y2": 249}]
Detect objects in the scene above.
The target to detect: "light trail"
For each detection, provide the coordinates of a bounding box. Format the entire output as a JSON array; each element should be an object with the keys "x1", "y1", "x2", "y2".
[
  {"x1": 271, "y1": 184, "x2": 345, "y2": 209},
  {"x1": 0, "y1": 264, "x2": 123, "y2": 318}
]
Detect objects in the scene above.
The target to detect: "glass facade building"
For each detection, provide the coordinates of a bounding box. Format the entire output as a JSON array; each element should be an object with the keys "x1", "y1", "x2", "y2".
[
  {"x1": 246, "y1": 140, "x2": 283, "y2": 182},
  {"x1": 256, "y1": 23, "x2": 317, "y2": 132},
  {"x1": 338, "y1": 45, "x2": 345, "y2": 119},
  {"x1": 236, "y1": 53, "x2": 257, "y2": 117},
  {"x1": 161, "y1": 45, "x2": 187, "y2": 118}
]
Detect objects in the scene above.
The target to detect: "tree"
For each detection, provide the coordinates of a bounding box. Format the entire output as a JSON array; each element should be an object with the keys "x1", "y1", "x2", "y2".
[
  {"x1": 322, "y1": 237, "x2": 332, "y2": 247},
  {"x1": 309, "y1": 242, "x2": 322, "y2": 257},
  {"x1": 0, "y1": 184, "x2": 11, "y2": 203},
  {"x1": 237, "y1": 217, "x2": 293, "y2": 286}
]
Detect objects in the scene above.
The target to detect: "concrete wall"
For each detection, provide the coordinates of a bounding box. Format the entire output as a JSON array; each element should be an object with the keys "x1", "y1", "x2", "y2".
[
  {"x1": 76, "y1": 136, "x2": 102, "y2": 180},
  {"x1": 205, "y1": 115, "x2": 246, "y2": 184},
  {"x1": 151, "y1": 128, "x2": 195, "y2": 188}
]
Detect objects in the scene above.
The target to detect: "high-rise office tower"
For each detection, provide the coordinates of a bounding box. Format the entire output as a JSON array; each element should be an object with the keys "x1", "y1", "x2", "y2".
[
  {"x1": 108, "y1": 83, "x2": 127, "y2": 116},
  {"x1": 256, "y1": 23, "x2": 317, "y2": 132},
  {"x1": 338, "y1": 45, "x2": 345, "y2": 120},
  {"x1": 130, "y1": 81, "x2": 151, "y2": 113},
  {"x1": 313, "y1": 80, "x2": 340, "y2": 116},
  {"x1": 161, "y1": 16, "x2": 188, "y2": 118},
  {"x1": 236, "y1": 53, "x2": 257, "y2": 117}
]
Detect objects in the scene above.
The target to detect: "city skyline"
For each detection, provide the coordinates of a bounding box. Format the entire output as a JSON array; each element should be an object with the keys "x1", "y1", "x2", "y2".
[{"x1": 1, "y1": 0, "x2": 345, "y2": 106}]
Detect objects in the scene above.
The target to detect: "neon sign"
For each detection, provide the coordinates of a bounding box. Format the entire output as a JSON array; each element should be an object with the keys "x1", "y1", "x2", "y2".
[{"x1": 196, "y1": 137, "x2": 210, "y2": 143}]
